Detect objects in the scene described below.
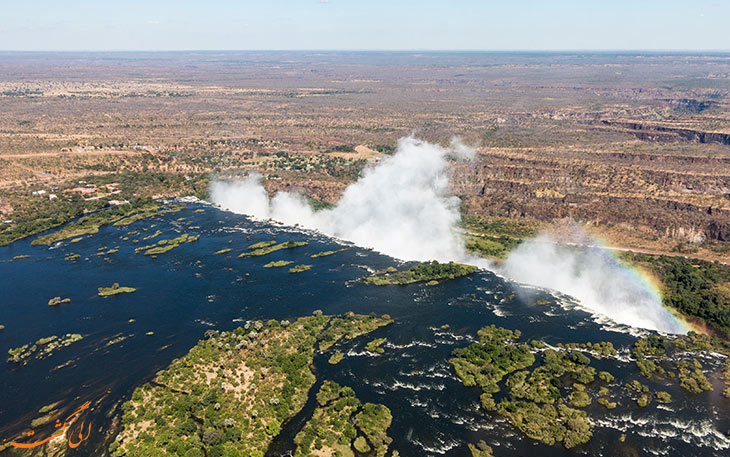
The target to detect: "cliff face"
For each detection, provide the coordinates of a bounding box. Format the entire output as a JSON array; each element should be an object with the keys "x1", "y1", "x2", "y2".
[
  {"x1": 450, "y1": 151, "x2": 730, "y2": 244},
  {"x1": 706, "y1": 219, "x2": 730, "y2": 242},
  {"x1": 595, "y1": 121, "x2": 730, "y2": 146}
]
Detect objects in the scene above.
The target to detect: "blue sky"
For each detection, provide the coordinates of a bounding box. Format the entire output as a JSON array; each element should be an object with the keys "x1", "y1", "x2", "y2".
[{"x1": 1, "y1": 0, "x2": 728, "y2": 51}]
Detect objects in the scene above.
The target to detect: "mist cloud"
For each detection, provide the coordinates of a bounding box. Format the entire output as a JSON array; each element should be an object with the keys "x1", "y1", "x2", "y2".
[
  {"x1": 211, "y1": 136, "x2": 474, "y2": 261},
  {"x1": 499, "y1": 234, "x2": 687, "y2": 334},
  {"x1": 210, "y1": 136, "x2": 687, "y2": 334}
]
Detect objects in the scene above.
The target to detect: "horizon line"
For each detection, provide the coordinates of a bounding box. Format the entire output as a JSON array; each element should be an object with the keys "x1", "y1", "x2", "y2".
[{"x1": 2, "y1": 49, "x2": 730, "y2": 54}]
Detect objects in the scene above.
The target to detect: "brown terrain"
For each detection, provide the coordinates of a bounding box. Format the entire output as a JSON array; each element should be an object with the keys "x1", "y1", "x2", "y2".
[{"x1": 0, "y1": 51, "x2": 729, "y2": 260}]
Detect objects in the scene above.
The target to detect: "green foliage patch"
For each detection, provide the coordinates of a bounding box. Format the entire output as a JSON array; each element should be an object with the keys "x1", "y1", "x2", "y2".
[{"x1": 363, "y1": 260, "x2": 477, "y2": 285}]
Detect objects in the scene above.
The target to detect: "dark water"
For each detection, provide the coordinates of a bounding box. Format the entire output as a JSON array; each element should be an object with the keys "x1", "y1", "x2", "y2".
[{"x1": 1, "y1": 201, "x2": 728, "y2": 456}]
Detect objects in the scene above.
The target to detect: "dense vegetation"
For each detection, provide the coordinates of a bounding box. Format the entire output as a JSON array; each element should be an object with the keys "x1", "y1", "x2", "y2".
[
  {"x1": 621, "y1": 252, "x2": 730, "y2": 337},
  {"x1": 631, "y1": 332, "x2": 728, "y2": 393},
  {"x1": 449, "y1": 326, "x2": 626, "y2": 449},
  {"x1": 0, "y1": 194, "x2": 109, "y2": 247},
  {"x1": 293, "y1": 381, "x2": 394, "y2": 457},
  {"x1": 452, "y1": 325, "x2": 730, "y2": 448},
  {"x1": 112, "y1": 312, "x2": 393, "y2": 457},
  {"x1": 1, "y1": 171, "x2": 207, "y2": 247},
  {"x1": 461, "y1": 216, "x2": 540, "y2": 239},
  {"x1": 450, "y1": 326, "x2": 535, "y2": 398},
  {"x1": 30, "y1": 201, "x2": 177, "y2": 245},
  {"x1": 318, "y1": 312, "x2": 393, "y2": 351},
  {"x1": 247, "y1": 241, "x2": 276, "y2": 250},
  {"x1": 496, "y1": 401, "x2": 592, "y2": 448},
  {"x1": 363, "y1": 261, "x2": 478, "y2": 285},
  {"x1": 464, "y1": 234, "x2": 520, "y2": 259}
]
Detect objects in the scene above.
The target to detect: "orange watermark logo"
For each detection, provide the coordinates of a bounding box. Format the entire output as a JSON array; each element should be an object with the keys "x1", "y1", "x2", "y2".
[{"x1": 11, "y1": 400, "x2": 92, "y2": 449}]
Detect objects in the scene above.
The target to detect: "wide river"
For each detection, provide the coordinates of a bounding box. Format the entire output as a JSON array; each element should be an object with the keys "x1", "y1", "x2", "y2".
[{"x1": 1, "y1": 201, "x2": 728, "y2": 456}]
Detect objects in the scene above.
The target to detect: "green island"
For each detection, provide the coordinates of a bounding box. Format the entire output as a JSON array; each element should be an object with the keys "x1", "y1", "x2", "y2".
[
  {"x1": 676, "y1": 359, "x2": 713, "y2": 393},
  {"x1": 293, "y1": 381, "x2": 394, "y2": 457},
  {"x1": 365, "y1": 338, "x2": 387, "y2": 354},
  {"x1": 626, "y1": 380, "x2": 652, "y2": 407},
  {"x1": 27, "y1": 402, "x2": 65, "y2": 429},
  {"x1": 239, "y1": 240, "x2": 308, "y2": 258},
  {"x1": 215, "y1": 248, "x2": 232, "y2": 255},
  {"x1": 7, "y1": 334, "x2": 83, "y2": 365},
  {"x1": 631, "y1": 333, "x2": 727, "y2": 393},
  {"x1": 328, "y1": 352, "x2": 344, "y2": 365},
  {"x1": 451, "y1": 324, "x2": 730, "y2": 448},
  {"x1": 142, "y1": 233, "x2": 200, "y2": 256},
  {"x1": 264, "y1": 260, "x2": 294, "y2": 268},
  {"x1": 48, "y1": 296, "x2": 71, "y2": 306},
  {"x1": 248, "y1": 240, "x2": 277, "y2": 250},
  {"x1": 597, "y1": 386, "x2": 617, "y2": 410},
  {"x1": 98, "y1": 283, "x2": 137, "y2": 297},
  {"x1": 142, "y1": 230, "x2": 163, "y2": 240},
  {"x1": 467, "y1": 441, "x2": 495, "y2": 457},
  {"x1": 30, "y1": 201, "x2": 183, "y2": 246},
  {"x1": 363, "y1": 260, "x2": 478, "y2": 286},
  {"x1": 111, "y1": 312, "x2": 394, "y2": 457},
  {"x1": 310, "y1": 249, "x2": 346, "y2": 258},
  {"x1": 289, "y1": 264, "x2": 313, "y2": 273},
  {"x1": 655, "y1": 391, "x2": 672, "y2": 403},
  {"x1": 103, "y1": 333, "x2": 133, "y2": 348},
  {"x1": 449, "y1": 325, "x2": 628, "y2": 449}
]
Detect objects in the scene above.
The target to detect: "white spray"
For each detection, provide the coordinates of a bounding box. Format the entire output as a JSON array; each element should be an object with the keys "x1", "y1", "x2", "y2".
[
  {"x1": 210, "y1": 136, "x2": 687, "y2": 334},
  {"x1": 500, "y1": 234, "x2": 688, "y2": 334},
  {"x1": 211, "y1": 136, "x2": 474, "y2": 262}
]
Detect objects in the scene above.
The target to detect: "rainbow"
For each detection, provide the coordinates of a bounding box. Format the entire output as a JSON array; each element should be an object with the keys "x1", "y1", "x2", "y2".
[{"x1": 587, "y1": 234, "x2": 692, "y2": 335}]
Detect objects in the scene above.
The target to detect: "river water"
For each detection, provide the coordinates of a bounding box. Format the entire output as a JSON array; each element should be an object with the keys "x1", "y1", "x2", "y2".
[{"x1": 0, "y1": 202, "x2": 728, "y2": 456}]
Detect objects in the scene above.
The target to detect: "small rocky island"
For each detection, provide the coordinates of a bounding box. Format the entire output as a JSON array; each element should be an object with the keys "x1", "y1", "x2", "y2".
[
  {"x1": 48, "y1": 296, "x2": 71, "y2": 306},
  {"x1": 98, "y1": 283, "x2": 137, "y2": 297},
  {"x1": 238, "y1": 240, "x2": 308, "y2": 257},
  {"x1": 7, "y1": 334, "x2": 83, "y2": 365}
]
